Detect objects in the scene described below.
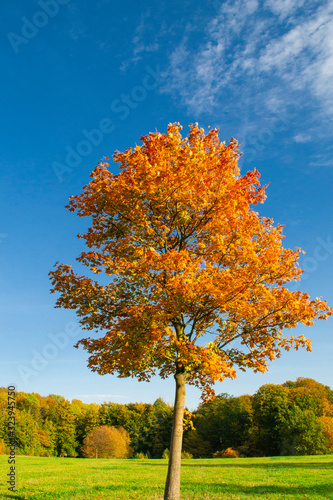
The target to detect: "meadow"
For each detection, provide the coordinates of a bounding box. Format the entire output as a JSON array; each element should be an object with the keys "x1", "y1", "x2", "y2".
[{"x1": 1, "y1": 455, "x2": 333, "y2": 500}]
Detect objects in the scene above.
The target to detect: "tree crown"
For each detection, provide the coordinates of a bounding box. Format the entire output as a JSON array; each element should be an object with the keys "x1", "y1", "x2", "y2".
[{"x1": 50, "y1": 123, "x2": 332, "y2": 399}]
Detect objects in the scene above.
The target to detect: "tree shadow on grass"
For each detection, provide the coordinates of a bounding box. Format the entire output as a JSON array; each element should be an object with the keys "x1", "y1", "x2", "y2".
[
  {"x1": 135, "y1": 460, "x2": 333, "y2": 470},
  {"x1": 181, "y1": 481, "x2": 333, "y2": 499},
  {"x1": 3, "y1": 495, "x2": 27, "y2": 499},
  {"x1": 5, "y1": 481, "x2": 331, "y2": 500},
  {"x1": 3, "y1": 484, "x2": 164, "y2": 500},
  {"x1": 183, "y1": 461, "x2": 333, "y2": 470}
]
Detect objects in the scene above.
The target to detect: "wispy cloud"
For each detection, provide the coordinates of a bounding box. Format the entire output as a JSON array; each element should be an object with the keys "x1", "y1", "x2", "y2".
[
  {"x1": 258, "y1": 2, "x2": 333, "y2": 115},
  {"x1": 265, "y1": 0, "x2": 307, "y2": 19},
  {"x1": 309, "y1": 152, "x2": 333, "y2": 167},
  {"x1": 162, "y1": 0, "x2": 333, "y2": 127},
  {"x1": 120, "y1": 10, "x2": 159, "y2": 71},
  {"x1": 293, "y1": 132, "x2": 312, "y2": 143}
]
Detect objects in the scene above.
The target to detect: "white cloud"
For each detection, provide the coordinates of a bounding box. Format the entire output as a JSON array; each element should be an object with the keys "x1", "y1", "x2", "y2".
[
  {"x1": 265, "y1": 0, "x2": 307, "y2": 19},
  {"x1": 309, "y1": 152, "x2": 333, "y2": 167},
  {"x1": 120, "y1": 10, "x2": 159, "y2": 72},
  {"x1": 260, "y1": 4, "x2": 333, "y2": 117},
  {"x1": 293, "y1": 132, "x2": 311, "y2": 143},
  {"x1": 163, "y1": 0, "x2": 333, "y2": 124},
  {"x1": 162, "y1": 1, "x2": 266, "y2": 114}
]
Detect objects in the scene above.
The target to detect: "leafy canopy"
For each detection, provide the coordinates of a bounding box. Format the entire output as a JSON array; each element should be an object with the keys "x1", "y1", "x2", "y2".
[
  {"x1": 81, "y1": 425, "x2": 131, "y2": 459},
  {"x1": 49, "y1": 123, "x2": 332, "y2": 399}
]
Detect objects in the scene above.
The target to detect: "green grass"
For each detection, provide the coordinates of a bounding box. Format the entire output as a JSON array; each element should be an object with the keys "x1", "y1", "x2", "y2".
[{"x1": 1, "y1": 455, "x2": 333, "y2": 500}]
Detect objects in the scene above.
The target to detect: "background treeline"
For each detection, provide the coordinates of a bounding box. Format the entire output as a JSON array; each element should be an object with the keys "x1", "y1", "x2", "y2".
[{"x1": 1, "y1": 377, "x2": 333, "y2": 458}]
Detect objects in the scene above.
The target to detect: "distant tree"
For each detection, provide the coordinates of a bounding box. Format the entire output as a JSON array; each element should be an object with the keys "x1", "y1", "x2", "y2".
[
  {"x1": 0, "y1": 438, "x2": 5, "y2": 454},
  {"x1": 47, "y1": 394, "x2": 65, "y2": 404},
  {"x1": 43, "y1": 399, "x2": 77, "y2": 456},
  {"x1": 99, "y1": 399, "x2": 173, "y2": 457},
  {"x1": 50, "y1": 123, "x2": 333, "y2": 500},
  {"x1": 182, "y1": 430, "x2": 213, "y2": 458},
  {"x1": 0, "y1": 391, "x2": 7, "y2": 456},
  {"x1": 252, "y1": 384, "x2": 289, "y2": 456},
  {"x1": 279, "y1": 405, "x2": 327, "y2": 455},
  {"x1": 36, "y1": 420, "x2": 56, "y2": 457},
  {"x1": 123, "y1": 402, "x2": 152, "y2": 454},
  {"x1": 17, "y1": 393, "x2": 40, "y2": 418},
  {"x1": 99, "y1": 402, "x2": 131, "y2": 435},
  {"x1": 195, "y1": 393, "x2": 253, "y2": 453},
  {"x1": 279, "y1": 379, "x2": 333, "y2": 455},
  {"x1": 81, "y1": 425, "x2": 131, "y2": 458},
  {"x1": 70, "y1": 399, "x2": 87, "y2": 452},
  {"x1": 319, "y1": 416, "x2": 333, "y2": 453},
  {"x1": 0, "y1": 389, "x2": 7, "y2": 444},
  {"x1": 252, "y1": 381, "x2": 332, "y2": 456},
  {"x1": 15, "y1": 411, "x2": 39, "y2": 455},
  {"x1": 290, "y1": 378, "x2": 333, "y2": 416},
  {"x1": 75, "y1": 402, "x2": 100, "y2": 454},
  {"x1": 150, "y1": 399, "x2": 174, "y2": 458}
]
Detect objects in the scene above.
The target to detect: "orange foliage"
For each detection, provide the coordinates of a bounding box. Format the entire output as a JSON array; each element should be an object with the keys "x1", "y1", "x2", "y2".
[
  {"x1": 49, "y1": 123, "x2": 333, "y2": 400},
  {"x1": 213, "y1": 447, "x2": 240, "y2": 458},
  {"x1": 81, "y1": 425, "x2": 131, "y2": 458},
  {"x1": 319, "y1": 416, "x2": 333, "y2": 452},
  {"x1": 183, "y1": 409, "x2": 195, "y2": 431},
  {"x1": 0, "y1": 439, "x2": 6, "y2": 455},
  {"x1": 37, "y1": 429, "x2": 51, "y2": 448}
]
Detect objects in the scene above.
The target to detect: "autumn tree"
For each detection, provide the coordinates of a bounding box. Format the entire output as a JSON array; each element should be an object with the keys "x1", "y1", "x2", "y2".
[
  {"x1": 320, "y1": 416, "x2": 333, "y2": 453},
  {"x1": 81, "y1": 425, "x2": 131, "y2": 458},
  {"x1": 43, "y1": 397, "x2": 77, "y2": 457},
  {"x1": 0, "y1": 389, "x2": 8, "y2": 451},
  {"x1": 15, "y1": 411, "x2": 40, "y2": 455},
  {"x1": 49, "y1": 123, "x2": 332, "y2": 500}
]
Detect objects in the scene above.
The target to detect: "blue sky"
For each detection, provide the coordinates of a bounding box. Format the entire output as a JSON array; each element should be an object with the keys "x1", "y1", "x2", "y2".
[{"x1": 1, "y1": 0, "x2": 333, "y2": 410}]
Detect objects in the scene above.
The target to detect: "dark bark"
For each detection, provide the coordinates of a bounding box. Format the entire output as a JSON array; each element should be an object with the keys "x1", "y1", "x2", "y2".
[{"x1": 164, "y1": 365, "x2": 186, "y2": 500}]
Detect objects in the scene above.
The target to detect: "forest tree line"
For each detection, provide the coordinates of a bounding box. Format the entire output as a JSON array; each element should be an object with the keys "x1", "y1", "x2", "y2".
[{"x1": 1, "y1": 377, "x2": 333, "y2": 458}]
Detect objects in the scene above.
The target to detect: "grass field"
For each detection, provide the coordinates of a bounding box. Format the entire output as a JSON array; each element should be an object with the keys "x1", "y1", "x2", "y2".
[{"x1": 1, "y1": 454, "x2": 333, "y2": 500}]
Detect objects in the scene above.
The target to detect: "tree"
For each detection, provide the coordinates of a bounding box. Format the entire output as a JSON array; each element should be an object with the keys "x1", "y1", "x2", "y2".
[
  {"x1": 182, "y1": 429, "x2": 213, "y2": 458},
  {"x1": 99, "y1": 402, "x2": 130, "y2": 429},
  {"x1": 0, "y1": 438, "x2": 5, "y2": 455},
  {"x1": 150, "y1": 398, "x2": 174, "y2": 458},
  {"x1": 252, "y1": 381, "x2": 331, "y2": 456},
  {"x1": 15, "y1": 411, "x2": 39, "y2": 455},
  {"x1": 123, "y1": 402, "x2": 155, "y2": 455},
  {"x1": 195, "y1": 393, "x2": 253, "y2": 454},
  {"x1": 49, "y1": 123, "x2": 332, "y2": 499},
  {"x1": 252, "y1": 384, "x2": 290, "y2": 456},
  {"x1": 279, "y1": 405, "x2": 327, "y2": 455},
  {"x1": 17, "y1": 393, "x2": 41, "y2": 418},
  {"x1": 43, "y1": 398, "x2": 77, "y2": 456},
  {"x1": 81, "y1": 425, "x2": 131, "y2": 458},
  {"x1": 319, "y1": 416, "x2": 333, "y2": 453}
]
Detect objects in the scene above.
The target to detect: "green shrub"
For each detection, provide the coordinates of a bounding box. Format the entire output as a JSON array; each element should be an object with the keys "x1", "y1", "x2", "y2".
[{"x1": 134, "y1": 452, "x2": 148, "y2": 459}]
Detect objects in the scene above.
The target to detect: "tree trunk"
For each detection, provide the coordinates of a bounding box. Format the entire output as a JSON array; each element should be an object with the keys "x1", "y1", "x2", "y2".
[{"x1": 164, "y1": 366, "x2": 186, "y2": 500}]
